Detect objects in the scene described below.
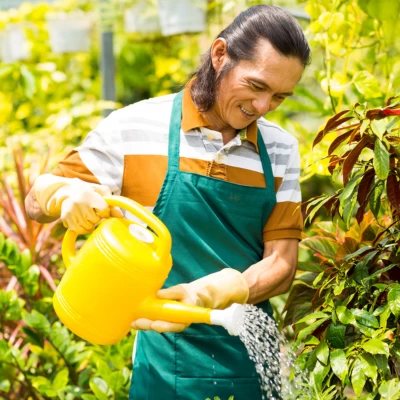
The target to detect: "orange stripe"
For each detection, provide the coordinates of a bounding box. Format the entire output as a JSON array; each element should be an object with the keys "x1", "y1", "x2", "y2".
[
  {"x1": 180, "y1": 158, "x2": 284, "y2": 189},
  {"x1": 52, "y1": 151, "x2": 100, "y2": 184},
  {"x1": 121, "y1": 155, "x2": 167, "y2": 206},
  {"x1": 263, "y1": 201, "x2": 303, "y2": 241}
]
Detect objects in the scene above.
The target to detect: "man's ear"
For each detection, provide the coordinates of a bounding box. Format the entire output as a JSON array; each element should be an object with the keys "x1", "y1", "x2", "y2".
[{"x1": 210, "y1": 38, "x2": 228, "y2": 73}]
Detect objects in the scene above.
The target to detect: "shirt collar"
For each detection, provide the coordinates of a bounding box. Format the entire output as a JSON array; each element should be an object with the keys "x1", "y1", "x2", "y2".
[{"x1": 181, "y1": 84, "x2": 259, "y2": 153}]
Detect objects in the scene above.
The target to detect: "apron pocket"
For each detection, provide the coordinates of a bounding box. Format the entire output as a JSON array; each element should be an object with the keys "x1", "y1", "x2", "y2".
[
  {"x1": 176, "y1": 377, "x2": 261, "y2": 400},
  {"x1": 176, "y1": 334, "x2": 258, "y2": 379}
]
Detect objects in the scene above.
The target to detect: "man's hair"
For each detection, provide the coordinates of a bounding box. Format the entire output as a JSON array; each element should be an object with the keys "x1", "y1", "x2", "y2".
[{"x1": 189, "y1": 5, "x2": 311, "y2": 112}]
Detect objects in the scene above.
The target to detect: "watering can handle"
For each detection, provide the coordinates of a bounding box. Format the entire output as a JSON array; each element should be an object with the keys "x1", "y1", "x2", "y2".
[{"x1": 62, "y1": 195, "x2": 172, "y2": 268}]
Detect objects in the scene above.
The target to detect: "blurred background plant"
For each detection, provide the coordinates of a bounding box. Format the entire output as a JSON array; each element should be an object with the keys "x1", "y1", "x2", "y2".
[{"x1": 0, "y1": 0, "x2": 399, "y2": 398}]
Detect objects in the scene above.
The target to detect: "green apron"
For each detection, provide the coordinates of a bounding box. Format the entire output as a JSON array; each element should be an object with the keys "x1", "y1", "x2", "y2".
[{"x1": 129, "y1": 91, "x2": 277, "y2": 400}]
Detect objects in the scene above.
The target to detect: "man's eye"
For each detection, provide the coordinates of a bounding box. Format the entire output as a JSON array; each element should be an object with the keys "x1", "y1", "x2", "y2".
[
  {"x1": 251, "y1": 84, "x2": 263, "y2": 91},
  {"x1": 274, "y1": 95, "x2": 286, "y2": 101}
]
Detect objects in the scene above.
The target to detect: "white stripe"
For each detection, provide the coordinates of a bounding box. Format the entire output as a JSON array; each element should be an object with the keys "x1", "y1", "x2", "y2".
[
  {"x1": 78, "y1": 149, "x2": 121, "y2": 194},
  {"x1": 277, "y1": 190, "x2": 302, "y2": 203},
  {"x1": 226, "y1": 154, "x2": 264, "y2": 173}
]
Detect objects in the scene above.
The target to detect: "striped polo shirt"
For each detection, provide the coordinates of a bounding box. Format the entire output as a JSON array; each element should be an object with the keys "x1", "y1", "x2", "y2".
[{"x1": 53, "y1": 85, "x2": 302, "y2": 241}]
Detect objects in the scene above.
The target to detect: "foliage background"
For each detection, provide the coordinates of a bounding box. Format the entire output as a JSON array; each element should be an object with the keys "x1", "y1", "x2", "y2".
[{"x1": 0, "y1": 0, "x2": 399, "y2": 399}]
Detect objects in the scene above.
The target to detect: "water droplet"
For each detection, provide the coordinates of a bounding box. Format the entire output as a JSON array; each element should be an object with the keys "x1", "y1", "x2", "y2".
[{"x1": 237, "y1": 304, "x2": 311, "y2": 399}]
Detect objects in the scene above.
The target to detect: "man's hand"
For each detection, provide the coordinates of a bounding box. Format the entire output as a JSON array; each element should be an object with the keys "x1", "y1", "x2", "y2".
[
  {"x1": 131, "y1": 268, "x2": 249, "y2": 333},
  {"x1": 31, "y1": 174, "x2": 123, "y2": 234}
]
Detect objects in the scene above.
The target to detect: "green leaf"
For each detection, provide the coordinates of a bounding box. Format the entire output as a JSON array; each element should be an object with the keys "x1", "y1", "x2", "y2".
[
  {"x1": 330, "y1": 349, "x2": 347, "y2": 383},
  {"x1": 313, "y1": 271, "x2": 325, "y2": 287},
  {"x1": 351, "y1": 358, "x2": 367, "y2": 397},
  {"x1": 297, "y1": 316, "x2": 330, "y2": 343},
  {"x1": 312, "y1": 359, "x2": 330, "y2": 391},
  {"x1": 326, "y1": 323, "x2": 346, "y2": 349},
  {"x1": 109, "y1": 371, "x2": 125, "y2": 392},
  {"x1": 379, "y1": 379, "x2": 400, "y2": 400},
  {"x1": 315, "y1": 340, "x2": 329, "y2": 365},
  {"x1": 50, "y1": 322, "x2": 70, "y2": 353},
  {"x1": 363, "y1": 338, "x2": 389, "y2": 355},
  {"x1": 23, "y1": 310, "x2": 51, "y2": 335},
  {"x1": 0, "y1": 379, "x2": 11, "y2": 393},
  {"x1": 380, "y1": 305, "x2": 391, "y2": 329},
  {"x1": 369, "y1": 182, "x2": 384, "y2": 218},
  {"x1": 0, "y1": 65, "x2": 14, "y2": 79},
  {"x1": 371, "y1": 120, "x2": 387, "y2": 140},
  {"x1": 297, "y1": 261, "x2": 324, "y2": 273},
  {"x1": 342, "y1": 192, "x2": 358, "y2": 230},
  {"x1": 354, "y1": 262, "x2": 369, "y2": 284},
  {"x1": 82, "y1": 395, "x2": 97, "y2": 400},
  {"x1": 336, "y1": 306, "x2": 356, "y2": 325},
  {"x1": 89, "y1": 377, "x2": 109, "y2": 400},
  {"x1": 296, "y1": 311, "x2": 330, "y2": 324},
  {"x1": 353, "y1": 71, "x2": 382, "y2": 99},
  {"x1": 52, "y1": 368, "x2": 69, "y2": 391},
  {"x1": 32, "y1": 376, "x2": 52, "y2": 393},
  {"x1": 21, "y1": 327, "x2": 44, "y2": 348},
  {"x1": 367, "y1": 0, "x2": 400, "y2": 21},
  {"x1": 344, "y1": 246, "x2": 374, "y2": 261},
  {"x1": 96, "y1": 360, "x2": 112, "y2": 384},
  {"x1": 374, "y1": 354, "x2": 388, "y2": 377},
  {"x1": 352, "y1": 309, "x2": 379, "y2": 328},
  {"x1": 21, "y1": 265, "x2": 40, "y2": 297},
  {"x1": 363, "y1": 264, "x2": 396, "y2": 283},
  {"x1": 334, "y1": 280, "x2": 345, "y2": 295},
  {"x1": 354, "y1": 322, "x2": 375, "y2": 337},
  {"x1": 326, "y1": 324, "x2": 346, "y2": 349},
  {"x1": 359, "y1": 353, "x2": 378, "y2": 384},
  {"x1": 20, "y1": 65, "x2": 37, "y2": 99},
  {"x1": 374, "y1": 139, "x2": 390, "y2": 180},
  {"x1": 339, "y1": 173, "x2": 364, "y2": 203},
  {"x1": 305, "y1": 336, "x2": 320, "y2": 345},
  {"x1": 388, "y1": 286, "x2": 400, "y2": 317},
  {"x1": 300, "y1": 237, "x2": 339, "y2": 259}
]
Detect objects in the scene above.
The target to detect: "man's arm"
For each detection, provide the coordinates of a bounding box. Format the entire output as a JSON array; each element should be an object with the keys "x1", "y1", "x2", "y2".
[{"x1": 243, "y1": 238, "x2": 298, "y2": 304}]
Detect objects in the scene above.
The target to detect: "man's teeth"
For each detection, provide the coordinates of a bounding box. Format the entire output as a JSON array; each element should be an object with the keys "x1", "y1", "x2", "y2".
[{"x1": 240, "y1": 106, "x2": 255, "y2": 116}]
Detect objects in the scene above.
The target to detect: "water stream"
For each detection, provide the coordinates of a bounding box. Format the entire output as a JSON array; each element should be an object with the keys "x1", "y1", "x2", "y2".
[{"x1": 238, "y1": 304, "x2": 311, "y2": 400}]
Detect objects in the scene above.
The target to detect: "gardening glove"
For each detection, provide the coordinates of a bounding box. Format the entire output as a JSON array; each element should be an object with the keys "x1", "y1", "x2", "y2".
[
  {"x1": 131, "y1": 268, "x2": 249, "y2": 333},
  {"x1": 33, "y1": 174, "x2": 123, "y2": 235}
]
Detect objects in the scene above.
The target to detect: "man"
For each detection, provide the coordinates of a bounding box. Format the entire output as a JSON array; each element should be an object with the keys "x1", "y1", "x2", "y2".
[{"x1": 26, "y1": 5, "x2": 310, "y2": 399}]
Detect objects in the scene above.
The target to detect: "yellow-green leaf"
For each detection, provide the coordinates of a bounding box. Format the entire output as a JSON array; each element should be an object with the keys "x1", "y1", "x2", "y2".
[{"x1": 374, "y1": 140, "x2": 389, "y2": 180}]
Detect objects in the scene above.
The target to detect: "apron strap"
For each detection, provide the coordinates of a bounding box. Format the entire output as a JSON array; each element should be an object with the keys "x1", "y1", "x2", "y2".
[
  {"x1": 257, "y1": 129, "x2": 275, "y2": 190},
  {"x1": 167, "y1": 91, "x2": 184, "y2": 171}
]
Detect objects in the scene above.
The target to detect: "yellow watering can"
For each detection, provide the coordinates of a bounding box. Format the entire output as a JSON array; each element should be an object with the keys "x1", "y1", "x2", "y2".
[{"x1": 54, "y1": 196, "x2": 243, "y2": 345}]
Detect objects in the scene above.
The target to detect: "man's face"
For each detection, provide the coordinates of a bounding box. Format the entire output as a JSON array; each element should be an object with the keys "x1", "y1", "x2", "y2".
[{"x1": 214, "y1": 40, "x2": 305, "y2": 130}]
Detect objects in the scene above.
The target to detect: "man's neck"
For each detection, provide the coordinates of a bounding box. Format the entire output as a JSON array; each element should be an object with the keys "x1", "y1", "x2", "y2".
[{"x1": 201, "y1": 109, "x2": 237, "y2": 145}]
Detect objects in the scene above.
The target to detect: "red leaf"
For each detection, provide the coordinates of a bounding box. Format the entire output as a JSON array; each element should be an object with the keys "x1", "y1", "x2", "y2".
[
  {"x1": 387, "y1": 174, "x2": 400, "y2": 210},
  {"x1": 382, "y1": 108, "x2": 400, "y2": 117},
  {"x1": 313, "y1": 110, "x2": 352, "y2": 148},
  {"x1": 357, "y1": 169, "x2": 375, "y2": 206},
  {"x1": 328, "y1": 155, "x2": 341, "y2": 175},
  {"x1": 328, "y1": 129, "x2": 354, "y2": 155},
  {"x1": 356, "y1": 200, "x2": 368, "y2": 224},
  {"x1": 342, "y1": 135, "x2": 371, "y2": 185},
  {"x1": 325, "y1": 110, "x2": 352, "y2": 131}
]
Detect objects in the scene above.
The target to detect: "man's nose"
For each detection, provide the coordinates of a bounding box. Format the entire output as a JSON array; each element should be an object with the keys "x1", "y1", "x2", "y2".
[{"x1": 252, "y1": 94, "x2": 271, "y2": 116}]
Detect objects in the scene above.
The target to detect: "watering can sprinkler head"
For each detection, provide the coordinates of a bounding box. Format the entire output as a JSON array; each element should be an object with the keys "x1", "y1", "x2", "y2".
[{"x1": 210, "y1": 303, "x2": 245, "y2": 336}]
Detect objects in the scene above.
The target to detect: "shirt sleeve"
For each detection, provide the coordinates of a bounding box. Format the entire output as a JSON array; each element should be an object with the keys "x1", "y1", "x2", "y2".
[
  {"x1": 52, "y1": 111, "x2": 123, "y2": 195},
  {"x1": 262, "y1": 140, "x2": 303, "y2": 241}
]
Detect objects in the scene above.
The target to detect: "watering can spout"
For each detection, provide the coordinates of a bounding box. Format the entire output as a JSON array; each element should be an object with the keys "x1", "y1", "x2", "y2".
[
  {"x1": 138, "y1": 298, "x2": 213, "y2": 325},
  {"x1": 139, "y1": 300, "x2": 244, "y2": 336},
  {"x1": 209, "y1": 303, "x2": 245, "y2": 336}
]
